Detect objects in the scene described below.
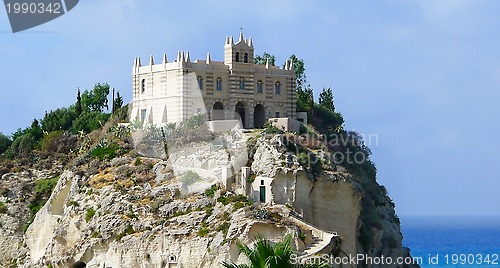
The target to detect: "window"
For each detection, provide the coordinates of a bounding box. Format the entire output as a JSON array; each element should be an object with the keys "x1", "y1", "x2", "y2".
[
  {"x1": 274, "y1": 81, "x2": 281, "y2": 94},
  {"x1": 216, "y1": 77, "x2": 222, "y2": 91},
  {"x1": 244, "y1": 53, "x2": 249, "y2": 63},
  {"x1": 239, "y1": 77, "x2": 245, "y2": 90},
  {"x1": 235, "y1": 52, "x2": 240, "y2": 62},
  {"x1": 257, "y1": 80, "x2": 263, "y2": 93},
  {"x1": 140, "y1": 109, "x2": 147, "y2": 122},
  {"x1": 275, "y1": 112, "x2": 280, "y2": 117},
  {"x1": 197, "y1": 76, "x2": 203, "y2": 90},
  {"x1": 141, "y1": 79, "x2": 146, "y2": 93}
]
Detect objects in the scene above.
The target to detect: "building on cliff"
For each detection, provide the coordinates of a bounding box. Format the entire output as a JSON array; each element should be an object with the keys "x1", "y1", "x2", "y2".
[{"x1": 130, "y1": 32, "x2": 297, "y2": 129}]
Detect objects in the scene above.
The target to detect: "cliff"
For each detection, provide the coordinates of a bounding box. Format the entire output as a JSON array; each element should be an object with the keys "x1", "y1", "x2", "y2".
[{"x1": 0, "y1": 123, "x2": 418, "y2": 268}]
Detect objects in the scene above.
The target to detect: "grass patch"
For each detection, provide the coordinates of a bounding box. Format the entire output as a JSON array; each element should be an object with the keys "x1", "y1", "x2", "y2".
[
  {"x1": 204, "y1": 184, "x2": 219, "y2": 198},
  {"x1": 198, "y1": 227, "x2": 209, "y2": 237},
  {"x1": 217, "y1": 194, "x2": 253, "y2": 209},
  {"x1": 85, "y1": 207, "x2": 96, "y2": 222},
  {"x1": 23, "y1": 177, "x2": 59, "y2": 232},
  {"x1": 216, "y1": 221, "x2": 230, "y2": 237},
  {"x1": 0, "y1": 201, "x2": 7, "y2": 213},
  {"x1": 115, "y1": 223, "x2": 135, "y2": 240},
  {"x1": 298, "y1": 231, "x2": 306, "y2": 242},
  {"x1": 34, "y1": 177, "x2": 59, "y2": 196}
]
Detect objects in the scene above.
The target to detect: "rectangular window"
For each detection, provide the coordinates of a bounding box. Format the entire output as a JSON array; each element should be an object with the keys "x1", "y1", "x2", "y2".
[
  {"x1": 239, "y1": 78, "x2": 245, "y2": 90},
  {"x1": 257, "y1": 82, "x2": 263, "y2": 93},
  {"x1": 216, "y1": 78, "x2": 222, "y2": 91},
  {"x1": 275, "y1": 82, "x2": 281, "y2": 94},
  {"x1": 140, "y1": 109, "x2": 147, "y2": 122},
  {"x1": 275, "y1": 112, "x2": 280, "y2": 118}
]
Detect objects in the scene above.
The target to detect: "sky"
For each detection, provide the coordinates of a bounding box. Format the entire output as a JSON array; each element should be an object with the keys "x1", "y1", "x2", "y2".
[{"x1": 1, "y1": 0, "x2": 499, "y2": 217}]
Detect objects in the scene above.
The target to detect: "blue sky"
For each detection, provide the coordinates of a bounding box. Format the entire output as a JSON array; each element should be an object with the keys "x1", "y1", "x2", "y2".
[{"x1": 1, "y1": 0, "x2": 499, "y2": 217}]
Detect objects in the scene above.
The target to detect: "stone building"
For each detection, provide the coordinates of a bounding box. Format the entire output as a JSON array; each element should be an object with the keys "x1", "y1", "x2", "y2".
[{"x1": 131, "y1": 32, "x2": 296, "y2": 129}]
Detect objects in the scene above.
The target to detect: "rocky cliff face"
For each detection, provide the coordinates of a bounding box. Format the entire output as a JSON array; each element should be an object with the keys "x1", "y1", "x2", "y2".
[
  {"x1": 250, "y1": 134, "x2": 418, "y2": 268},
  {"x1": 0, "y1": 128, "x2": 418, "y2": 268}
]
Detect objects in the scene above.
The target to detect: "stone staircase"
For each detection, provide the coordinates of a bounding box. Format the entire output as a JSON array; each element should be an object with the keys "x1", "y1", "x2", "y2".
[{"x1": 287, "y1": 214, "x2": 338, "y2": 258}]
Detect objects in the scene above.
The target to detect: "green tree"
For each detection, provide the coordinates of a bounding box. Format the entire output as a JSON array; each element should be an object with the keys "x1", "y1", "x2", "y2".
[
  {"x1": 75, "y1": 87, "x2": 83, "y2": 116},
  {"x1": 221, "y1": 234, "x2": 328, "y2": 268},
  {"x1": 0, "y1": 133, "x2": 12, "y2": 154},
  {"x1": 81, "y1": 83, "x2": 110, "y2": 113},
  {"x1": 28, "y1": 119, "x2": 43, "y2": 142},
  {"x1": 289, "y1": 54, "x2": 306, "y2": 91},
  {"x1": 11, "y1": 134, "x2": 35, "y2": 157},
  {"x1": 297, "y1": 86, "x2": 314, "y2": 113},
  {"x1": 254, "y1": 52, "x2": 276, "y2": 66},
  {"x1": 318, "y1": 87, "x2": 334, "y2": 112},
  {"x1": 71, "y1": 111, "x2": 110, "y2": 133},
  {"x1": 41, "y1": 108, "x2": 77, "y2": 133},
  {"x1": 113, "y1": 91, "x2": 124, "y2": 113}
]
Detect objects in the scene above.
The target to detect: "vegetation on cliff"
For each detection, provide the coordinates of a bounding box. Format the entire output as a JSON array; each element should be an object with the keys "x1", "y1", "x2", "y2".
[{"x1": 0, "y1": 54, "x2": 415, "y2": 267}]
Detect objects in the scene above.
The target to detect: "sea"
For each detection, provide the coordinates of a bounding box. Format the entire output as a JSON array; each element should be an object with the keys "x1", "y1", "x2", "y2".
[{"x1": 401, "y1": 216, "x2": 500, "y2": 268}]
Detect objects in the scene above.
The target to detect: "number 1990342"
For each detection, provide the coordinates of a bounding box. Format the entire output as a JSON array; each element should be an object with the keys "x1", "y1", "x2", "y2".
[{"x1": 5, "y1": 2, "x2": 61, "y2": 14}]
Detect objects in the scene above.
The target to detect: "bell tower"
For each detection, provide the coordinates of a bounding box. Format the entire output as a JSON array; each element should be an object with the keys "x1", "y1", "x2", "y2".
[{"x1": 224, "y1": 30, "x2": 254, "y2": 66}]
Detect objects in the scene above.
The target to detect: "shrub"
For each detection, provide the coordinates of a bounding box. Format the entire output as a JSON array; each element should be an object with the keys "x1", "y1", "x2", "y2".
[
  {"x1": 204, "y1": 184, "x2": 219, "y2": 198},
  {"x1": 85, "y1": 207, "x2": 96, "y2": 222},
  {"x1": 216, "y1": 221, "x2": 230, "y2": 237},
  {"x1": 40, "y1": 107, "x2": 77, "y2": 133},
  {"x1": 0, "y1": 201, "x2": 7, "y2": 213},
  {"x1": 34, "y1": 177, "x2": 59, "y2": 196},
  {"x1": 198, "y1": 227, "x2": 209, "y2": 237},
  {"x1": 218, "y1": 194, "x2": 252, "y2": 206},
  {"x1": 90, "y1": 142, "x2": 120, "y2": 161},
  {"x1": 40, "y1": 131, "x2": 76, "y2": 153},
  {"x1": 127, "y1": 205, "x2": 137, "y2": 219},
  {"x1": 27, "y1": 199, "x2": 46, "y2": 217},
  {"x1": 71, "y1": 111, "x2": 111, "y2": 134},
  {"x1": 115, "y1": 223, "x2": 135, "y2": 240},
  {"x1": 298, "y1": 231, "x2": 306, "y2": 242},
  {"x1": 11, "y1": 134, "x2": 35, "y2": 156},
  {"x1": 0, "y1": 133, "x2": 12, "y2": 154}
]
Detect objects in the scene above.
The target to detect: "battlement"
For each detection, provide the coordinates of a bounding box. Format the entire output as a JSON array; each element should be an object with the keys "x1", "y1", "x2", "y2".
[{"x1": 133, "y1": 32, "x2": 294, "y2": 75}]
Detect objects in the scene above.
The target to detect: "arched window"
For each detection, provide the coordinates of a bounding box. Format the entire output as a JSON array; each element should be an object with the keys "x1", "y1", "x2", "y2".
[
  {"x1": 216, "y1": 77, "x2": 222, "y2": 91},
  {"x1": 274, "y1": 81, "x2": 281, "y2": 94},
  {"x1": 141, "y1": 79, "x2": 146, "y2": 93},
  {"x1": 244, "y1": 53, "x2": 249, "y2": 63},
  {"x1": 239, "y1": 77, "x2": 245, "y2": 90},
  {"x1": 235, "y1": 52, "x2": 240, "y2": 62},
  {"x1": 197, "y1": 76, "x2": 203, "y2": 90},
  {"x1": 257, "y1": 80, "x2": 263, "y2": 93}
]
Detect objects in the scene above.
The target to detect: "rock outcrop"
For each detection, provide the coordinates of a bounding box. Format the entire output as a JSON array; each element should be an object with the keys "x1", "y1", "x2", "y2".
[{"x1": 0, "y1": 129, "x2": 418, "y2": 268}]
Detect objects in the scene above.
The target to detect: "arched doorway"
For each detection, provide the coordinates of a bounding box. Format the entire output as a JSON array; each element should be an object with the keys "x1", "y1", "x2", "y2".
[
  {"x1": 254, "y1": 104, "x2": 265, "y2": 128},
  {"x1": 212, "y1": 102, "x2": 224, "y2": 120},
  {"x1": 235, "y1": 102, "x2": 246, "y2": 128}
]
